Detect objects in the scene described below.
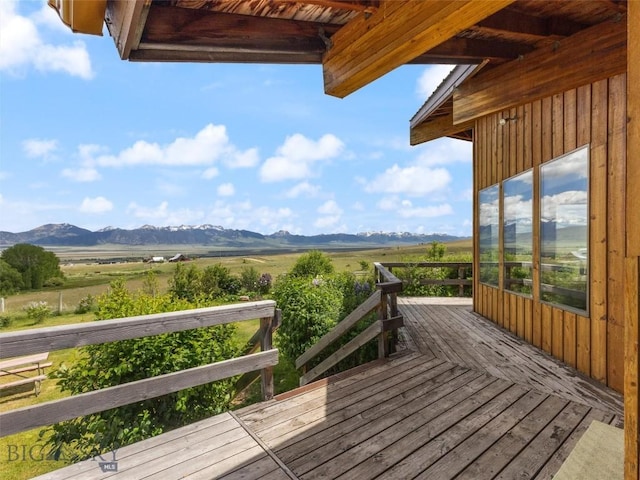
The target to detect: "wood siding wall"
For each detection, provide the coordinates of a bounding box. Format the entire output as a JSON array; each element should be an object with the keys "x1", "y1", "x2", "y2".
[{"x1": 473, "y1": 74, "x2": 627, "y2": 392}]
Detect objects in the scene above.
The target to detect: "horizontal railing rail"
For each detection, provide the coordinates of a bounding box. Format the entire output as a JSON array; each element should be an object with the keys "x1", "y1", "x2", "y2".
[
  {"x1": 380, "y1": 261, "x2": 472, "y2": 297},
  {"x1": 0, "y1": 301, "x2": 279, "y2": 438},
  {"x1": 295, "y1": 263, "x2": 403, "y2": 386}
]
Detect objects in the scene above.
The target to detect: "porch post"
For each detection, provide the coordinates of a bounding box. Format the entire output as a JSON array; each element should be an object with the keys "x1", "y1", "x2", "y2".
[{"x1": 624, "y1": 2, "x2": 640, "y2": 479}]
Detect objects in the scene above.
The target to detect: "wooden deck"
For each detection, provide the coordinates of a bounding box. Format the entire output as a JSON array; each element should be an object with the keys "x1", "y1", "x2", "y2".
[{"x1": 37, "y1": 298, "x2": 623, "y2": 479}]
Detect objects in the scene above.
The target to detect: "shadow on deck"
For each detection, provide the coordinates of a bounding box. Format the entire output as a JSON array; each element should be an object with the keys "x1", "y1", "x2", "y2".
[{"x1": 38, "y1": 299, "x2": 623, "y2": 479}]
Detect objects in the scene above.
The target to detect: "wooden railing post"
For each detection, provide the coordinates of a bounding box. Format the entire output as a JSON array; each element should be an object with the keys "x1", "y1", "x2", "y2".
[
  {"x1": 377, "y1": 288, "x2": 389, "y2": 359},
  {"x1": 260, "y1": 314, "x2": 274, "y2": 400},
  {"x1": 458, "y1": 266, "x2": 466, "y2": 297}
]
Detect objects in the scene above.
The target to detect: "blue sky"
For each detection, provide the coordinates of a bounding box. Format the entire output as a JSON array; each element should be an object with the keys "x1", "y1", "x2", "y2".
[{"x1": 0, "y1": 0, "x2": 473, "y2": 237}]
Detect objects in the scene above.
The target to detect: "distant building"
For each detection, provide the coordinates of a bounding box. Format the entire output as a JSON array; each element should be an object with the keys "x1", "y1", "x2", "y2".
[{"x1": 168, "y1": 254, "x2": 189, "y2": 262}]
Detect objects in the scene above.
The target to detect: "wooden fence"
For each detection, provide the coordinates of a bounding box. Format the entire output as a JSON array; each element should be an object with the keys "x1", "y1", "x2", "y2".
[
  {"x1": 295, "y1": 263, "x2": 403, "y2": 386},
  {"x1": 0, "y1": 301, "x2": 280, "y2": 438},
  {"x1": 379, "y1": 262, "x2": 473, "y2": 297}
]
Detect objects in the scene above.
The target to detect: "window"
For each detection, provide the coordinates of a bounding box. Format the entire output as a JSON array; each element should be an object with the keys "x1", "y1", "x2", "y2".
[
  {"x1": 503, "y1": 170, "x2": 533, "y2": 295},
  {"x1": 540, "y1": 147, "x2": 589, "y2": 312},
  {"x1": 479, "y1": 185, "x2": 499, "y2": 286}
]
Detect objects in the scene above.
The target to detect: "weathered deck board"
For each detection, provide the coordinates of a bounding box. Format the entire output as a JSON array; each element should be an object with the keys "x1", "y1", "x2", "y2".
[
  {"x1": 37, "y1": 298, "x2": 623, "y2": 479},
  {"x1": 399, "y1": 297, "x2": 623, "y2": 417}
]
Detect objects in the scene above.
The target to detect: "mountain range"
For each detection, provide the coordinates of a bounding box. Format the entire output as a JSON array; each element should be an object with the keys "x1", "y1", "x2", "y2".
[{"x1": 0, "y1": 224, "x2": 467, "y2": 249}]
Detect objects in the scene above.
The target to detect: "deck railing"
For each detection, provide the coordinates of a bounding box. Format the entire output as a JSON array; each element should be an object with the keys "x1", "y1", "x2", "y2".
[
  {"x1": 380, "y1": 261, "x2": 473, "y2": 296},
  {"x1": 295, "y1": 263, "x2": 403, "y2": 386},
  {"x1": 0, "y1": 301, "x2": 280, "y2": 438}
]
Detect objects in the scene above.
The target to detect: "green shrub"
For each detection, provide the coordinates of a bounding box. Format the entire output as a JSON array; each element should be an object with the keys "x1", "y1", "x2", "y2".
[
  {"x1": 74, "y1": 294, "x2": 96, "y2": 314},
  {"x1": 272, "y1": 275, "x2": 342, "y2": 362},
  {"x1": 0, "y1": 315, "x2": 13, "y2": 328},
  {"x1": 239, "y1": 266, "x2": 260, "y2": 293},
  {"x1": 24, "y1": 301, "x2": 52, "y2": 324},
  {"x1": 290, "y1": 250, "x2": 334, "y2": 278},
  {"x1": 45, "y1": 279, "x2": 238, "y2": 462}
]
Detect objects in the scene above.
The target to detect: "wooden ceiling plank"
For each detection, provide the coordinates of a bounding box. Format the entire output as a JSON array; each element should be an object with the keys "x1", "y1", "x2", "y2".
[
  {"x1": 105, "y1": 0, "x2": 150, "y2": 60},
  {"x1": 453, "y1": 15, "x2": 627, "y2": 124},
  {"x1": 298, "y1": 0, "x2": 379, "y2": 13},
  {"x1": 142, "y1": 5, "x2": 337, "y2": 53},
  {"x1": 322, "y1": 0, "x2": 515, "y2": 98},
  {"x1": 410, "y1": 113, "x2": 474, "y2": 145}
]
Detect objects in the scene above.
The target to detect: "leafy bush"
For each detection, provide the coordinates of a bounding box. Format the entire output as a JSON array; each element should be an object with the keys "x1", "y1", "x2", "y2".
[
  {"x1": 290, "y1": 250, "x2": 334, "y2": 278},
  {"x1": 24, "y1": 301, "x2": 51, "y2": 324},
  {"x1": 74, "y1": 294, "x2": 96, "y2": 314},
  {"x1": 43, "y1": 277, "x2": 64, "y2": 287},
  {"x1": 45, "y1": 279, "x2": 238, "y2": 462},
  {"x1": 239, "y1": 266, "x2": 260, "y2": 293},
  {"x1": 0, "y1": 315, "x2": 13, "y2": 328},
  {"x1": 272, "y1": 275, "x2": 343, "y2": 361}
]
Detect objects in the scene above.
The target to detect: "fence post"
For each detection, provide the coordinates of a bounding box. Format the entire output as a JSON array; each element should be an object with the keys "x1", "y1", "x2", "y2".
[
  {"x1": 260, "y1": 314, "x2": 274, "y2": 400},
  {"x1": 458, "y1": 266, "x2": 466, "y2": 297}
]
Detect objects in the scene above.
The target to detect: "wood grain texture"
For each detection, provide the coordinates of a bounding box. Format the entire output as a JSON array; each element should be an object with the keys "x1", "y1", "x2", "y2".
[
  {"x1": 0, "y1": 301, "x2": 276, "y2": 359},
  {"x1": 323, "y1": 0, "x2": 514, "y2": 97},
  {"x1": 454, "y1": 16, "x2": 627, "y2": 123}
]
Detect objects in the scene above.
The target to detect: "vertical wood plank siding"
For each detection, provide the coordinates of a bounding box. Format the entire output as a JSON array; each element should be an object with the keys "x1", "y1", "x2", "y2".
[{"x1": 473, "y1": 74, "x2": 626, "y2": 392}]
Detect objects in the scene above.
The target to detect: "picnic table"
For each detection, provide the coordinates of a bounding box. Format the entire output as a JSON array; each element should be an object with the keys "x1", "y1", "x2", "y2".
[{"x1": 0, "y1": 352, "x2": 51, "y2": 397}]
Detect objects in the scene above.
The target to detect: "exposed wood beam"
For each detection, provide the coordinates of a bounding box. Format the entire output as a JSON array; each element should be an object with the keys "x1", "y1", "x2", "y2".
[
  {"x1": 411, "y1": 37, "x2": 533, "y2": 64},
  {"x1": 141, "y1": 5, "x2": 337, "y2": 54},
  {"x1": 322, "y1": 0, "x2": 515, "y2": 98},
  {"x1": 105, "y1": 0, "x2": 150, "y2": 59},
  {"x1": 410, "y1": 113, "x2": 474, "y2": 145},
  {"x1": 476, "y1": 7, "x2": 585, "y2": 39},
  {"x1": 453, "y1": 15, "x2": 627, "y2": 124},
  {"x1": 130, "y1": 47, "x2": 321, "y2": 64}
]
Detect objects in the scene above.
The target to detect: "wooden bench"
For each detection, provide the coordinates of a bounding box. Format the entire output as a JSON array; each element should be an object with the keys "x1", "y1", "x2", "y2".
[{"x1": 0, "y1": 352, "x2": 51, "y2": 397}]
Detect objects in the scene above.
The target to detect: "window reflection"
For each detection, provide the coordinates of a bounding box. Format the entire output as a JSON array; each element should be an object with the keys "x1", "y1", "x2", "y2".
[
  {"x1": 540, "y1": 147, "x2": 589, "y2": 312},
  {"x1": 504, "y1": 170, "x2": 533, "y2": 295},
  {"x1": 479, "y1": 185, "x2": 499, "y2": 286}
]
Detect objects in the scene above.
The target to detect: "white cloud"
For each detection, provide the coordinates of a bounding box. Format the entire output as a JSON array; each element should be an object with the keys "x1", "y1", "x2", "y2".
[
  {"x1": 126, "y1": 201, "x2": 170, "y2": 220},
  {"x1": 87, "y1": 124, "x2": 257, "y2": 169},
  {"x1": 285, "y1": 181, "x2": 320, "y2": 198},
  {"x1": 206, "y1": 200, "x2": 294, "y2": 232},
  {"x1": 228, "y1": 148, "x2": 259, "y2": 168},
  {"x1": 364, "y1": 164, "x2": 451, "y2": 196},
  {"x1": 217, "y1": 183, "x2": 235, "y2": 196},
  {"x1": 416, "y1": 64, "x2": 455, "y2": 99},
  {"x1": 314, "y1": 215, "x2": 342, "y2": 229},
  {"x1": 377, "y1": 196, "x2": 453, "y2": 218},
  {"x1": 317, "y1": 200, "x2": 342, "y2": 215},
  {"x1": 202, "y1": 167, "x2": 219, "y2": 179},
  {"x1": 61, "y1": 167, "x2": 101, "y2": 182},
  {"x1": 0, "y1": 1, "x2": 93, "y2": 79},
  {"x1": 260, "y1": 133, "x2": 344, "y2": 182},
  {"x1": 23, "y1": 138, "x2": 58, "y2": 159},
  {"x1": 314, "y1": 200, "x2": 343, "y2": 230},
  {"x1": 80, "y1": 196, "x2": 113, "y2": 214},
  {"x1": 416, "y1": 138, "x2": 472, "y2": 167}
]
